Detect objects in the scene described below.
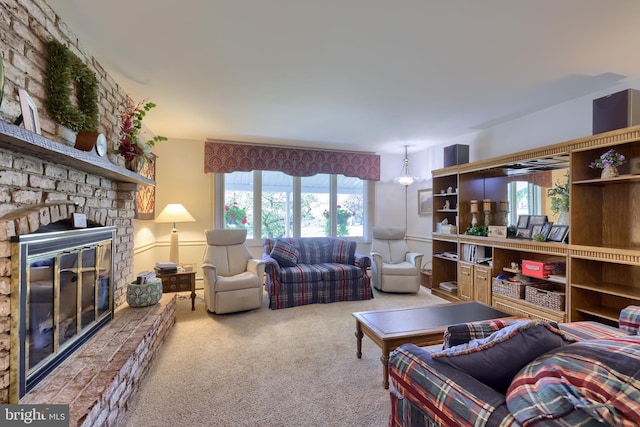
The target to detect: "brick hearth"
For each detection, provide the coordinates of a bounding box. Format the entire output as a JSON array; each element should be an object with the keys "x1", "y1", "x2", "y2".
[{"x1": 20, "y1": 294, "x2": 176, "y2": 427}]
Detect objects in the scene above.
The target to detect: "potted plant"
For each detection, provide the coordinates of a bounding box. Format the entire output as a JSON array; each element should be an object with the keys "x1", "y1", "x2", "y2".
[
  {"x1": 117, "y1": 97, "x2": 167, "y2": 171},
  {"x1": 589, "y1": 148, "x2": 626, "y2": 178},
  {"x1": 547, "y1": 171, "x2": 570, "y2": 225}
]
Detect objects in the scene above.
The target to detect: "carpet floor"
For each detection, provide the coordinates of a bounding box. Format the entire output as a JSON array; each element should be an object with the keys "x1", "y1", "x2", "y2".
[{"x1": 119, "y1": 286, "x2": 446, "y2": 427}]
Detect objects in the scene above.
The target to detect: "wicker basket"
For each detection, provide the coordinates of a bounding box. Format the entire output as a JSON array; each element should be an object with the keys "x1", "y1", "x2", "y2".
[
  {"x1": 491, "y1": 277, "x2": 526, "y2": 299},
  {"x1": 525, "y1": 283, "x2": 565, "y2": 311},
  {"x1": 420, "y1": 261, "x2": 432, "y2": 288}
]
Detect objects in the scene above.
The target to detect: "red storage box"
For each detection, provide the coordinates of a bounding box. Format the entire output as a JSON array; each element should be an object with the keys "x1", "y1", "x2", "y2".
[{"x1": 521, "y1": 260, "x2": 559, "y2": 279}]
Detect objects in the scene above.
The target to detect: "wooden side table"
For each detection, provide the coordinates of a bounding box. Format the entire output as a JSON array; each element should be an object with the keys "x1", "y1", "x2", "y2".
[{"x1": 157, "y1": 271, "x2": 196, "y2": 310}]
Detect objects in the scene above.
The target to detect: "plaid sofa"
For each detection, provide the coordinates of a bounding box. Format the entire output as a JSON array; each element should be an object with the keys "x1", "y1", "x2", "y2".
[
  {"x1": 262, "y1": 237, "x2": 372, "y2": 309},
  {"x1": 389, "y1": 306, "x2": 640, "y2": 427}
]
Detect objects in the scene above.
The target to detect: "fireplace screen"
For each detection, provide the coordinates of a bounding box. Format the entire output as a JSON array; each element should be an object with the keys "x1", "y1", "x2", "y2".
[{"x1": 11, "y1": 226, "x2": 115, "y2": 401}]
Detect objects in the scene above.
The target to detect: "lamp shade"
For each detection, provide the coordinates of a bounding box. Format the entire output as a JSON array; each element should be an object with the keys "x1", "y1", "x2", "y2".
[{"x1": 155, "y1": 204, "x2": 195, "y2": 224}]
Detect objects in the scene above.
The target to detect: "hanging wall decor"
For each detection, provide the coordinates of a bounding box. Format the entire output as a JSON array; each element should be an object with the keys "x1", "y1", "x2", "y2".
[
  {"x1": 135, "y1": 154, "x2": 157, "y2": 220},
  {"x1": 45, "y1": 40, "x2": 99, "y2": 131}
]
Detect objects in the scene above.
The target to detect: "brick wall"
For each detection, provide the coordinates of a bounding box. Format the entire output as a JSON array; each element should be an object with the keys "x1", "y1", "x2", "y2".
[{"x1": 0, "y1": 0, "x2": 142, "y2": 403}]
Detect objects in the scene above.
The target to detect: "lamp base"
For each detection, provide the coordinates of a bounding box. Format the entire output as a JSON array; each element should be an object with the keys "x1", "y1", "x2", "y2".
[{"x1": 169, "y1": 228, "x2": 179, "y2": 265}]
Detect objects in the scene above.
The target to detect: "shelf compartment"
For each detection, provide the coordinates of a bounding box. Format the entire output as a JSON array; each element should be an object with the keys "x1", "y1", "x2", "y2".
[
  {"x1": 570, "y1": 287, "x2": 636, "y2": 326},
  {"x1": 492, "y1": 294, "x2": 566, "y2": 323}
]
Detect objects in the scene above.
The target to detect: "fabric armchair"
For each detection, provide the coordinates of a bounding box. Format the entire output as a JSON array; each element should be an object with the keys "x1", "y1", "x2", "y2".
[
  {"x1": 370, "y1": 227, "x2": 422, "y2": 293},
  {"x1": 202, "y1": 229, "x2": 265, "y2": 314}
]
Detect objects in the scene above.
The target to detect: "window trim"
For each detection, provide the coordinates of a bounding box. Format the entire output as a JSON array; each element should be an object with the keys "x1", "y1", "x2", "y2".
[{"x1": 215, "y1": 171, "x2": 372, "y2": 245}]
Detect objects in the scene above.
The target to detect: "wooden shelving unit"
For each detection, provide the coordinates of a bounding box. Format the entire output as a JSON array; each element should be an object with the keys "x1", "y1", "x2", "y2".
[{"x1": 431, "y1": 124, "x2": 640, "y2": 323}]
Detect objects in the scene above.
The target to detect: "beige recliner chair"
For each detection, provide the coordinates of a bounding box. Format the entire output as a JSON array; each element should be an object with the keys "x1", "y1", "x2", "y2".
[
  {"x1": 202, "y1": 229, "x2": 265, "y2": 314},
  {"x1": 370, "y1": 227, "x2": 422, "y2": 293}
]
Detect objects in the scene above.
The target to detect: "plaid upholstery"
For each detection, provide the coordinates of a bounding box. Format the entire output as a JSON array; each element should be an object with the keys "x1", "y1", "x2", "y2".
[
  {"x1": 262, "y1": 237, "x2": 372, "y2": 309},
  {"x1": 279, "y1": 264, "x2": 322, "y2": 283},
  {"x1": 443, "y1": 318, "x2": 524, "y2": 349},
  {"x1": 269, "y1": 239, "x2": 300, "y2": 267},
  {"x1": 328, "y1": 238, "x2": 356, "y2": 264},
  {"x1": 619, "y1": 305, "x2": 640, "y2": 335},
  {"x1": 560, "y1": 321, "x2": 629, "y2": 341},
  {"x1": 390, "y1": 307, "x2": 640, "y2": 427},
  {"x1": 506, "y1": 337, "x2": 640, "y2": 426},
  {"x1": 389, "y1": 344, "x2": 518, "y2": 427}
]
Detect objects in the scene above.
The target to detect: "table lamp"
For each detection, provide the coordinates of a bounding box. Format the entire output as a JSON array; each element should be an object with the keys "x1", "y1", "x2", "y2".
[{"x1": 155, "y1": 203, "x2": 195, "y2": 265}]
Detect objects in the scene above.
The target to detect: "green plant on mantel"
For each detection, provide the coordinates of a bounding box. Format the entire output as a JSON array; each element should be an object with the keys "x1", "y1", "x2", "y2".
[
  {"x1": 547, "y1": 171, "x2": 570, "y2": 215},
  {"x1": 117, "y1": 97, "x2": 167, "y2": 162},
  {"x1": 463, "y1": 225, "x2": 488, "y2": 236}
]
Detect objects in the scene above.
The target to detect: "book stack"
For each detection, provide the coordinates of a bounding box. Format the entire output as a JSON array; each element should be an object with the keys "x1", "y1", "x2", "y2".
[{"x1": 155, "y1": 261, "x2": 178, "y2": 275}]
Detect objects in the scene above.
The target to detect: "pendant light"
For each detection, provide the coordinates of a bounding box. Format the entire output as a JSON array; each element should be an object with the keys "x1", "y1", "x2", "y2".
[{"x1": 394, "y1": 145, "x2": 417, "y2": 186}]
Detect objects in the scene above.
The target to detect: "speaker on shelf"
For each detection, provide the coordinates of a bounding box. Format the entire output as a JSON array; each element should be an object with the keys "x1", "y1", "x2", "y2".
[
  {"x1": 592, "y1": 88, "x2": 640, "y2": 135},
  {"x1": 443, "y1": 144, "x2": 469, "y2": 168}
]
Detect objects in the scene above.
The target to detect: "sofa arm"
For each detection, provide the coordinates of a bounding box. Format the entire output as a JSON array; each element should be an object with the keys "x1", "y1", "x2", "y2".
[
  {"x1": 261, "y1": 253, "x2": 281, "y2": 285},
  {"x1": 619, "y1": 305, "x2": 640, "y2": 335},
  {"x1": 389, "y1": 344, "x2": 516, "y2": 427},
  {"x1": 443, "y1": 318, "x2": 524, "y2": 349},
  {"x1": 354, "y1": 253, "x2": 371, "y2": 270}
]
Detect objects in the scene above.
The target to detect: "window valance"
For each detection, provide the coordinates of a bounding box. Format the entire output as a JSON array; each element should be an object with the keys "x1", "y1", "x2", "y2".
[{"x1": 204, "y1": 141, "x2": 380, "y2": 181}]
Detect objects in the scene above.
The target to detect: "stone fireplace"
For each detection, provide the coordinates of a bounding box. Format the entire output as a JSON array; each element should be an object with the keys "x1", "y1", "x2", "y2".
[
  {"x1": 11, "y1": 224, "x2": 116, "y2": 401},
  {"x1": 0, "y1": 0, "x2": 172, "y2": 414},
  {"x1": 0, "y1": 122, "x2": 147, "y2": 403}
]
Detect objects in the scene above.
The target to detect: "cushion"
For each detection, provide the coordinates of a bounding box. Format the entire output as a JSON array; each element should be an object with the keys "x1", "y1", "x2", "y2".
[
  {"x1": 444, "y1": 318, "x2": 523, "y2": 348},
  {"x1": 328, "y1": 239, "x2": 356, "y2": 264},
  {"x1": 506, "y1": 337, "x2": 640, "y2": 426},
  {"x1": 430, "y1": 320, "x2": 576, "y2": 393},
  {"x1": 619, "y1": 305, "x2": 640, "y2": 335},
  {"x1": 270, "y1": 239, "x2": 300, "y2": 267}
]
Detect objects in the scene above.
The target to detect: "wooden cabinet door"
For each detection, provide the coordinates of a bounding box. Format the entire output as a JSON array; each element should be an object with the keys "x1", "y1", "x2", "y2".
[
  {"x1": 474, "y1": 264, "x2": 492, "y2": 304},
  {"x1": 458, "y1": 262, "x2": 473, "y2": 301}
]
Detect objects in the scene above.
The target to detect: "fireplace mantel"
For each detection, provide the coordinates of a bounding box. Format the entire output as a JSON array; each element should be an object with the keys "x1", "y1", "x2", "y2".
[{"x1": 0, "y1": 121, "x2": 155, "y2": 186}]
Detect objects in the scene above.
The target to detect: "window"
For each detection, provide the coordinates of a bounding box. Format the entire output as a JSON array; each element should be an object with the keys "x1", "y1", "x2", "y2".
[
  {"x1": 508, "y1": 181, "x2": 542, "y2": 225},
  {"x1": 217, "y1": 171, "x2": 369, "y2": 241}
]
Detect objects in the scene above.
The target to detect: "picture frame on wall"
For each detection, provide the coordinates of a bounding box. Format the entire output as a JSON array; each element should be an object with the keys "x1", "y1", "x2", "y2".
[
  {"x1": 418, "y1": 188, "x2": 433, "y2": 215},
  {"x1": 18, "y1": 89, "x2": 41, "y2": 134},
  {"x1": 134, "y1": 154, "x2": 157, "y2": 220},
  {"x1": 548, "y1": 225, "x2": 569, "y2": 243}
]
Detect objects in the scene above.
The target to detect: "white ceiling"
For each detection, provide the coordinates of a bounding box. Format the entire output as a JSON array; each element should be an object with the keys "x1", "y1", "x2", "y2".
[{"x1": 46, "y1": 0, "x2": 640, "y2": 154}]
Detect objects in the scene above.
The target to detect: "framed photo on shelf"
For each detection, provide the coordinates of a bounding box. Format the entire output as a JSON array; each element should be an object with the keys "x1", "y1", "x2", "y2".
[
  {"x1": 516, "y1": 228, "x2": 532, "y2": 239},
  {"x1": 529, "y1": 215, "x2": 548, "y2": 226},
  {"x1": 418, "y1": 188, "x2": 433, "y2": 215},
  {"x1": 548, "y1": 225, "x2": 569, "y2": 243},
  {"x1": 531, "y1": 225, "x2": 542, "y2": 237},
  {"x1": 488, "y1": 225, "x2": 507, "y2": 238},
  {"x1": 516, "y1": 215, "x2": 530, "y2": 228},
  {"x1": 540, "y1": 222, "x2": 554, "y2": 240},
  {"x1": 18, "y1": 89, "x2": 41, "y2": 134}
]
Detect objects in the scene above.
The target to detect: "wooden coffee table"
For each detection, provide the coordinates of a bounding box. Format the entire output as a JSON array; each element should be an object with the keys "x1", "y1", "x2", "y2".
[{"x1": 352, "y1": 301, "x2": 513, "y2": 388}]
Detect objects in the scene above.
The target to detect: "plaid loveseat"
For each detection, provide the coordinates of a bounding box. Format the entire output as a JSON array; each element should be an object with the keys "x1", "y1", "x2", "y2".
[
  {"x1": 389, "y1": 306, "x2": 640, "y2": 427},
  {"x1": 262, "y1": 237, "x2": 372, "y2": 309}
]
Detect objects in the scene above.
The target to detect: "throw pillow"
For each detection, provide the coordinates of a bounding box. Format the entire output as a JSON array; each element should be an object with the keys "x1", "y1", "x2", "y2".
[
  {"x1": 430, "y1": 319, "x2": 575, "y2": 393},
  {"x1": 270, "y1": 239, "x2": 300, "y2": 267},
  {"x1": 329, "y1": 239, "x2": 356, "y2": 264},
  {"x1": 619, "y1": 305, "x2": 640, "y2": 335},
  {"x1": 506, "y1": 337, "x2": 640, "y2": 426}
]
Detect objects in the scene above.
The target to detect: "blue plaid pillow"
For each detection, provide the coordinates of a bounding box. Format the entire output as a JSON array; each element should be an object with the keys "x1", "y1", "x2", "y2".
[{"x1": 270, "y1": 239, "x2": 300, "y2": 267}]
